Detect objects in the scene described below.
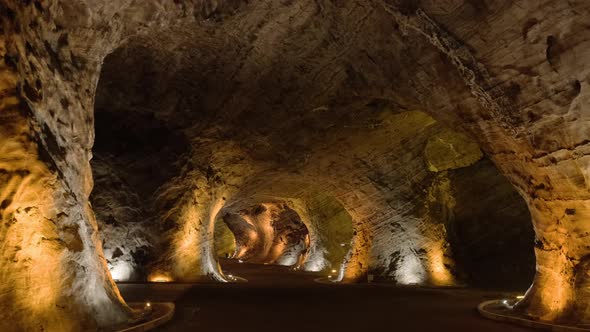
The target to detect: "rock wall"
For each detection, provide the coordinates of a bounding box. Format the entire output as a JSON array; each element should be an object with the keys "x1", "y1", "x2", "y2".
[
  {"x1": 382, "y1": 0, "x2": 590, "y2": 322},
  {"x1": 222, "y1": 203, "x2": 309, "y2": 266},
  {"x1": 288, "y1": 193, "x2": 355, "y2": 274},
  {"x1": 214, "y1": 218, "x2": 237, "y2": 259},
  {"x1": 0, "y1": 0, "x2": 249, "y2": 329},
  {"x1": 1, "y1": 0, "x2": 589, "y2": 329},
  {"x1": 91, "y1": 156, "x2": 156, "y2": 281}
]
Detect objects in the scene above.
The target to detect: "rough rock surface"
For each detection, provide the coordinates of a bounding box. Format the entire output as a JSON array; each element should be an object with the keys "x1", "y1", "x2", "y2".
[
  {"x1": 223, "y1": 203, "x2": 308, "y2": 266},
  {"x1": 287, "y1": 192, "x2": 355, "y2": 273},
  {"x1": 91, "y1": 156, "x2": 156, "y2": 281},
  {"x1": 1, "y1": 0, "x2": 589, "y2": 330},
  {"x1": 214, "y1": 217, "x2": 236, "y2": 259}
]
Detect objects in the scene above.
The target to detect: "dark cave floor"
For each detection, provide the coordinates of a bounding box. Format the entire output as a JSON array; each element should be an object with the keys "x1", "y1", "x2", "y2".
[{"x1": 117, "y1": 260, "x2": 532, "y2": 332}]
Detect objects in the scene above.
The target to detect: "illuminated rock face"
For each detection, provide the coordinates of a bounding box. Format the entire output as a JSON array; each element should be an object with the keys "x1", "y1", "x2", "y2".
[
  {"x1": 0, "y1": 3, "x2": 133, "y2": 329},
  {"x1": 381, "y1": 1, "x2": 590, "y2": 322},
  {"x1": 214, "y1": 218, "x2": 237, "y2": 259},
  {"x1": 1, "y1": 0, "x2": 589, "y2": 329},
  {"x1": 0, "y1": 0, "x2": 243, "y2": 328},
  {"x1": 0, "y1": 93, "x2": 130, "y2": 331},
  {"x1": 289, "y1": 193, "x2": 354, "y2": 273},
  {"x1": 222, "y1": 203, "x2": 308, "y2": 266}
]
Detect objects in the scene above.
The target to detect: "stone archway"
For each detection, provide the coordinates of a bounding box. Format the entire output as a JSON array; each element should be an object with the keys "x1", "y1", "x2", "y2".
[{"x1": 1, "y1": 1, "x2": 589, "y2": 330}]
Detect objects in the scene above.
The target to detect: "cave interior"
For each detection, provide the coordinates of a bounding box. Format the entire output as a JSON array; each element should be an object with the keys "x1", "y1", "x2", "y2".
[{"x1": 1, "y1": 1, "x2": 590, "y2": 331}]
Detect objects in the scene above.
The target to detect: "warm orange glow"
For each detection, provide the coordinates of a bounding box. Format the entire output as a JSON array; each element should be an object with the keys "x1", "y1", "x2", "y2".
[
  {"x1": 171, "y1": 203, "x2": 202, "y2": 279},
  {"x1": 236, "y1": 246, "x2": 249, "y2": 258},
  {"x1": 148, "y1": 274, "x2": 173, "y2": 283},
  {"x1": 268, "y1": 240, "x2": 287, "y2": 263},
  {"x1": 1, "y1": 163, "x2": 67, "y2": 329},
  {"x1": 426, "y1": 242, "x2": 453, "y2": 286},
  {"x1": 342, "y1": 223, "x2": 372, "y2": 282},
  {"x1": 248, "y1": 228, "x2": 259, "y2": 241},
  {"x1": 170, "y1": 194, "x2": 228, "y2": 281},
  {"x1": 533, "y1": 253, "x2": 573, "y2": 320}
]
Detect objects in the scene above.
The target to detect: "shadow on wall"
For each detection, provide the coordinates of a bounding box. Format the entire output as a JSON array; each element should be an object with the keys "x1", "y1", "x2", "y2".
[
  {"x1": 90, "y1": 82, "x2": 191, "y2": 281},
  {"x1": 446, "y1": 158, "x2": 535, "y2": 289},
  {"x1": 416, "y1": 126, "x2": 535, "y2": 289}
]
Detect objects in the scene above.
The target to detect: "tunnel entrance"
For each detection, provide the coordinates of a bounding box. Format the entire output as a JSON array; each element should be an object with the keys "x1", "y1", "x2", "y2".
[
  {"x1": 213, "y1": 201, "x2": 356, "y2": 283},
  {"x1": 90, "y1": 32, "x2": 536, "y2": 289},
  {"x1": 216, "y1": 203, "x2": 309, "y2": 267},
  {"x1": 444, "y1": 159, "x2": 536, "y2": 290},
  {"x1": 91, "y1": 108, "x2": 188, "y2": 281},
  {"x1": 418, "y1": 157, "x2": 536, "y2": 290},
  {"x1": 90, "y1": 42, "x2": 192, "y2": 281},
  {"x1": 213, "y1": 203, "x2": 311, "y2": 282}
]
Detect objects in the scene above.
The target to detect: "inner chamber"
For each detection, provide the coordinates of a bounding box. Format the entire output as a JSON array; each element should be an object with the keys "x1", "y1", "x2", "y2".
[
  {"x1": 4, "y1": 1, "x2": 590, "y2": 331},
  {"x1": 90, "y1": 28, "x2": 535, "y2": 289}
]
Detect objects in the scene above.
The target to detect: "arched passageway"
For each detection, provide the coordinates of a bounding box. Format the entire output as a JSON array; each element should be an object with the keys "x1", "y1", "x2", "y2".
[
  {"x1": 219, "y1": 203, "x2": 309, "y2": 266},
  {"x1": 1, "y1": 1, "x2": 589, "y2": 331},
  {"x1": 91, "y1": 29, "x2": 537, "y2": 292}
]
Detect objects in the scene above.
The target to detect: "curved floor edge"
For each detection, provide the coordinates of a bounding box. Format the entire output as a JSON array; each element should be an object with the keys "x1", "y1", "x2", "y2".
[
  {"x1": 116, "y1": 302, "x2": 175, "y2": 332},
  {"x1": 478, "y1": 300, "x2": 590, "y2": 332}
]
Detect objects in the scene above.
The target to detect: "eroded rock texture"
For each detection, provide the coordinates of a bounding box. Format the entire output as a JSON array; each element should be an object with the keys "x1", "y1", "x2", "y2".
[
  {"x1": 222, "y1": 203, "x2": 308, "y2": 266},
  {"x1": 1, "y1": 0, "x2": 589, "y2": 330},
  {"x1": 214, "y1": 217, "x2": 237, "y2": 259},
  {"x1": 287, "y1": 193, "x2": 355, "y2": 273},
  {"x1": 91, "y1": 156, "x2": 156, "y2": 281}
]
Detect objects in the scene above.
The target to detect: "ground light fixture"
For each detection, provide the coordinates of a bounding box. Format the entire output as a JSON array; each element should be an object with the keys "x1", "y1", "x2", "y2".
[{"x1": 148, "y1": 274, "x2": 173, "y2": 283}]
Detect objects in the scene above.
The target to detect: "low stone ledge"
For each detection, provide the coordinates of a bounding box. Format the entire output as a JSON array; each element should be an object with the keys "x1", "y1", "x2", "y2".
[
  {"x1": 314, "y1": 277, "x2": 341, "y2": 284},
  {"x1": 113, "y1": 302, "x2": 175, "y2": 332},
  {"x1": 478, "y1": 300, "x2": 590, "y2": 332},
  {"x1": 225, "y1": 275, "x2": 248, "y2": 283}
]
